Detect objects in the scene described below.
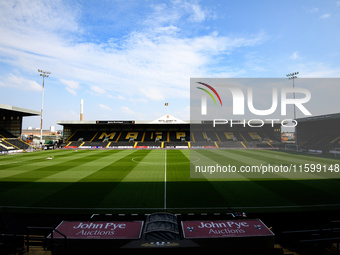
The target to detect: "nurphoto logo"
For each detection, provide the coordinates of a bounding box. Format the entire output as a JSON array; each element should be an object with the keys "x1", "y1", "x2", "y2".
[
  {"x1": 196, "y1": 82, "x2": 223, "y2": 115},
  {"x1": 197, "y1": 81, "x2": 311, "y2": 117}
]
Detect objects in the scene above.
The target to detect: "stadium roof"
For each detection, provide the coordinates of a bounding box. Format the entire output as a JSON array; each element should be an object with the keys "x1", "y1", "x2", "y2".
[
  {"x1": 146, "y1": 114, "x2": 188, "y2": 124},
  {"x1": 56, "y1": 120, "x2": 97, "y2": 125},
  {"x1": 0, "y1": 103, "x2": 40, "y2": 117},
  {"x1": 297, "y1": 112, "x2": 340, "y2": 123},
  {"x1": 56, "y1": 116, "x2": 286, "y2": 126},
  {"x1": 57, "y1": 114, "x2": 189, "y2": 125}
]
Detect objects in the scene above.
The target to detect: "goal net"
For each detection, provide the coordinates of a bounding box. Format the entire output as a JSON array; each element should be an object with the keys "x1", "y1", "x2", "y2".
[{"x1": 284, "y1": 144, "x2": 300, "y2": 151}]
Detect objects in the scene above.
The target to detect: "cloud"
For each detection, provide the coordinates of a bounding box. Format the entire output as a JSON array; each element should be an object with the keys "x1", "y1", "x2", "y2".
[
  {"x1": 107, "y1": 94, "x2": 125, "y2": 100},
  {"x1": 308, "y1": 7, "x2": 319, "y2": 13},
  {"x1": 60, "y1": 79, "x2": 80, "y2": 95},
  {"x1": 120, "y1": 106, "x2": 147, "y2": 120},
  {"x1": 290, "y1": 51, "x2": 300, "y2": 60},
  {"x1": 0, "y1": 74, "x2": 41, "y2": 91},
  {"x1": 140, "y1": 87, "x2": 165, "y2": 101},
  {"x1": 177, "y1": 1, "x2": 207, "y2": 23},
  {"x1": 190, "y1": 4, "x2": 206, "y2": 22},
  {"x1": 145, "y1": 1, "x2": 211, "y2": 29},
  {"x1": 130, "y1": 97, "x2": 148, "y2": 103},
  {"x1": 121, "y1": 106, "x2": 135, "y2": 115},
  {"x1": 156, "y1": 25, "x2": 180, "y2": 35},
  {"x1": 319, "y1": 13, "x2": 331, "y2": 19},
  {"x1": 298, "y1": 62, "x2": 340, "y2": 77},
  {"x1": 99, "y1": 104, "x2": 112, "y2": 111},
  {"x1": 91, "y1": 86, "x2": 106, "y2": 94},
  {"x1": 0, "y1": 0, "x2": 80, "y2": 34},
  {"x1": 0, "y1": 0, "x2": 267, "y2": 103}
]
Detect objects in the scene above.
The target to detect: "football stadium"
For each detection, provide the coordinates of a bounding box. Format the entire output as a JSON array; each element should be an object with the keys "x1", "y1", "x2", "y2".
[
  {"x1": 1, "y1": 103, "x2": 340, "y2": 255},
  {"x1": 2, "y1": 0, "x2": 340, "y2": 254}
]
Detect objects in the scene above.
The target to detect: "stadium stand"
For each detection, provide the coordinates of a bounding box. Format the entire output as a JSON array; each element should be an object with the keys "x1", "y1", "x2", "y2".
[
  {"x1": 279, "y1": 219, "x2": 340, "y2": 254},
  {"x1": 56, "y1": 115, "x2": 283, "y2": 149},
  {"x1": 0, "y1": 128, "x2": 16, "y2": 138},
  {"x1": 297, "y1": 113, "x2": 340, "y2": 154},
  {"x1": 0, "y1": 104, "x2": 39, "y2": 153},
  {"x1": 3, "y1": 210, "x2": 339, "y2": 255},
  {"x1": 58, "y1": 120, "x2": 281, "y2": 149},
  {"x1": 0, "y1": 131, "x2": 35, "y2": 153},
  {"x1": 6, "y1": 138, "x2": 31, "y2": 150}
]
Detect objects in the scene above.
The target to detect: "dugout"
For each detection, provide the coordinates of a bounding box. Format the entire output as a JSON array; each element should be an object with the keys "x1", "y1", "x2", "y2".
[{"x1": 0, "y1": 104, "x2": 40, "y2": 138}]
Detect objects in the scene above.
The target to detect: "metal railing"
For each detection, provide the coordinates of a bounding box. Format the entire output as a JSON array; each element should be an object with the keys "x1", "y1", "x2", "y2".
[{"x1": 26, "y1": 226, "x2": 67, "y2": 253}]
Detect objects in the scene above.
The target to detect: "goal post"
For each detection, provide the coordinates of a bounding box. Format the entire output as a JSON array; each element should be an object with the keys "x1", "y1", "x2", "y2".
[{"x1": 284, "y1": 143, "x2": 300, "y2": 151}]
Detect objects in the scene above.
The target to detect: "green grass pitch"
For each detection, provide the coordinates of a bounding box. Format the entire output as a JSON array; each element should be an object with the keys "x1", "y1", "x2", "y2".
[{"x1": 0, "y1": 149, "x2": 340, "y2": 214}]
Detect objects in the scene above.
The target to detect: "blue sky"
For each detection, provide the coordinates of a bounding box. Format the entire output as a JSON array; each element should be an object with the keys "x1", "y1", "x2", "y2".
[{"x1": 0, "y1": 0, "x2": 340, "y2": 129}]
